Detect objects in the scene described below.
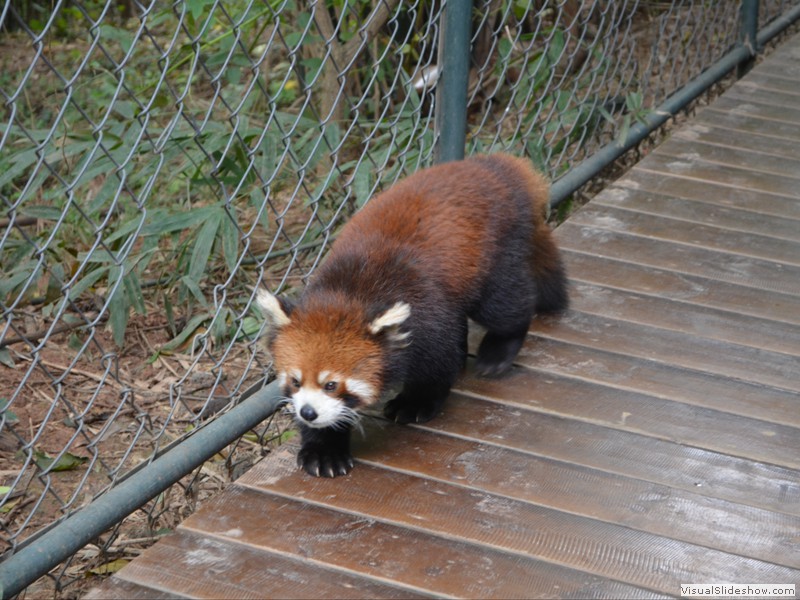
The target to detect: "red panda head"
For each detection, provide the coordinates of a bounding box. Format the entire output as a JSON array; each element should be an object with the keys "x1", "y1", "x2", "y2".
[{"x1": 257, "y1": 288, "x2": 410, "y2": 429}]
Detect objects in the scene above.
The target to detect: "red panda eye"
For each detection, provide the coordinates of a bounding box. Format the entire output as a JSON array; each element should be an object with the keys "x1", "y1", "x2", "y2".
[
  {"x1": 290, "y1": 377, "x2": 301, "y2": 388},
  {"x1": 324, "y1": 381, "x2": 338, "y2": 393}
]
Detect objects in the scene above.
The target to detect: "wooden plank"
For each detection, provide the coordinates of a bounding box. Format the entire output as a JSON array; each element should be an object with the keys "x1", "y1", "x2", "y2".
[
  {"x1": 736, "y1": 71, "x2": 800, "y2": 95},
  {"x1": 456, "y1": 352, "x2": 800, "y2": 466},
  {"x1": 630, "y1": 150, "x2": 800, "y2": 198},
  {"x1": 421, "y1": 393, "x2": 800, "y2": 517},
  {"x1": 347, "y1": 421, "x2": 800, "y2": 566},
  {"x1": 107, "y1": 529, "x2": 429, "y2": 599},
  {"x1": 237, "y1": 451, "x2": 799, "y2": 595},
  {"x1": 618, "y1": 167, "x2": 800, "y2": 219},
  {"x1": 567, "y1": 280, "x2": 800, "y2": 356},
  {"x1": 567, "y1": 203, "x2": 800, "y2": 266},
  {"x1": 592, "y1": 184, "x2": 800, "y2": 242},
  {"x1": 183, "y1": 484, "x2": 664, "y2": 600},
  {"x1": 528, "y1": 310, "x2": 799, "y2": 393},
  {"x1": 557, "y1": 221, "x2": 800, "y2": 297},
  {"x1": 692, "y1": 107, "x2": 800, "y2": 147},
  {"x1": 561, "y1": 249, "x2": 800, "y2": 326},
  {"x1": 671, "y1": 120, "x2": 800, "y2": 162},
  {"x1": 656, "y1": 136, "x2": 800, "y2": 180},
  {"x1": 85, "y1": 578, "x2": 189, "y2": 599},
  {"x1": 762, "y1": 35, "x2": 800, "y2": 62},
  {"x1": 703, "y1": 93, "x2": 800, "y2": 125},
  {"x1": 724, "y1": 85, "x2": 800, "y2": 116}
]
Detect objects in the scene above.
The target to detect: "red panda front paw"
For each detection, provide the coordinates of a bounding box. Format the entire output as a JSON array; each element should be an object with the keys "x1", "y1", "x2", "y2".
[{"x1": 297, "y1": 446, "x2": 354, "y2": 478}]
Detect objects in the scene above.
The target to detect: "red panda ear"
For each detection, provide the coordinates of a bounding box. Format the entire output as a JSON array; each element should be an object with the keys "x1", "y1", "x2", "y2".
[
  {"x1": 368, "y1": 302, "x2": 411, "y2": 338},
  {"x1": 256, "y1": 289, "x2": 293, "y2": 328}
]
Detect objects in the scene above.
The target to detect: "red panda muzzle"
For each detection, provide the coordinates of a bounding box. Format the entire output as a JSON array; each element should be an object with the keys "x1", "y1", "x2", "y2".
[{"x1": 259, "y1": 153, "x2": 568, "y2": 478}]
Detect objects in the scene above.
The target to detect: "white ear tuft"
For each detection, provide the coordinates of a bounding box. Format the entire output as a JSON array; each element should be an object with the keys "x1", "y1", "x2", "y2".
[
  {"x1": 368, "y1": 302, "x2": 411, "y2": 335},
  {"x1": 256, "y1": 289, "x2": 291, "y2": 327}
]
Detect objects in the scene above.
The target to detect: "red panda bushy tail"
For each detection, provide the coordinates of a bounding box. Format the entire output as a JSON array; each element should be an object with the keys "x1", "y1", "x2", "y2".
[{"x1": 521, "y1": 161, "x2": 569, "y2": 314}]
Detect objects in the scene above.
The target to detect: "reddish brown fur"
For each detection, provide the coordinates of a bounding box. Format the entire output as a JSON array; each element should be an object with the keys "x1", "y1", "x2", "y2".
[
  {"x1": 262, "y1": 153, "x2": 568, "y2": 477},
  {"x1": 328, "y1": 154, "x2": 553, "y2": 301},
  {"x1": 270, "y1": 292, "x2": 384, "y2": 403}
]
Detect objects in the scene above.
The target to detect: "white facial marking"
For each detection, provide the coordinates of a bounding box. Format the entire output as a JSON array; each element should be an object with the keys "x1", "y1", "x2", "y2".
[
  {"x1": 368, "y1": 301, "x2": 411, "y2": 335},
  {"x1": 345, "y1": 378, "x2": 377, "y2": 404},
  {"x1": 256, "y1": 289, "x2": 291, "y2": 327},
  {"x1": 292, "y1": 387, "x2": 346, "y2": 428},
  {"x1": 318, "y1": 371, "x2": 339, "y2": 386}
]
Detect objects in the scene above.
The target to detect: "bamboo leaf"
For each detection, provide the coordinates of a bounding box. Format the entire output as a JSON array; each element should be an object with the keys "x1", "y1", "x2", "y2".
[
  {"x1": 160, "y1": 313, "x2": 212, "y2": 353},
  {"x1": 0, "y1": 349, "x2": 15, "y2": 369},
  {"x1": 220, "y1": 213, "x2": 239, "y2": 274},
  {"x1": 89, "y1": 558, "x2": 130, "y2": 575},
  {"x1": 188, "y1": 211, "x2": 222, "y2": 283},
  {"x1": 107, "y1": 270, "x2": 131, "y2": 348},
  {"x1": 34, "y1": 450, "x2": 88, "y2": 472},
  {"x1": 122, "y1": 271, "x2": 146, "y2": 315}
]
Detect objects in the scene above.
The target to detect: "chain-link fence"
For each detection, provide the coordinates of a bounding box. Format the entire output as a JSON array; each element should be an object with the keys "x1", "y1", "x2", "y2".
[{"x1": 2, "y1": 0, "x2": 799, "y2": 596}]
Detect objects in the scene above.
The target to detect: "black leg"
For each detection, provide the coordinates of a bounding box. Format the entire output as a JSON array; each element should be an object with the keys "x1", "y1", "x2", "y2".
[
  {"x1": 384, "y1": 381, "x2": 451, "y2": 425},
  {"x1": 474, "y1": 325, "x2": 529, "y2": 378},
  {"x1": 297, "y1": 423, "x2": 354, "y2": 478}
]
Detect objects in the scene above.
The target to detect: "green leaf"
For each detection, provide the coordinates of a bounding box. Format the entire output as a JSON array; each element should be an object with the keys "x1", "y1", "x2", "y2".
[
  {"x1": 160, "y1": 313, "x2": 212, "y2": 353},
  {"x1": 18, "y1": 205, "x2": 64, "y2": 220},
  {"x1": 236, "y1": 316, "x2": 262, "y2": 342},
  {"x1": 122, "y1": 271, "x2": 146, "y2": 316},
  {"x1": 67, "y1": 266, "x2": 109, "y2": 302},
  {"x1": 89, "y1": 558, "x2": 129, "y2": 575},
  {"x1": 179, "y1": 275, "x2": 208, "y2": 308},
  {"x1": 547, "y1": 28, "x2": 566, "y2": 64},
  {"x1": 99, "y1": 24, "x2": 135, "y2": 54},
  {"x1": 0, "y1": 497, "x2": 20, "y2": 513},
  {"x1": 188, "y1": 211, "x2": 222, "y2": 283},
  {"x1": 107, "y1": 272, "x2": 131, "y2": 348},
  {"x1": 220, "y1": 213, "x2": 239, "y2": 274},
  {"x1": 617, "y1": 114, "x2": 632, "y2": 148},
  {"x1": 186, "y1": 0, "x2": 215, "y2": 21},
  {"x1": 34, "y1": 450, "x2": 88, "y2": 472},
  {"x1": 351, "y1": 160, "x2": 373, "y2": 208},
  {"x1": 0, "y1": 398, "x2": 18, "y2": 423},
  {"x1": 0, "y1": 349, "x2": 15, "y2": 369}
]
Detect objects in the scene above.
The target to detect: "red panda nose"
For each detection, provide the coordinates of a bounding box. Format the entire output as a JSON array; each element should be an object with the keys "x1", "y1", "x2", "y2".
[{"x1": 299, "y1": 405, "x2": 318, "y2": 422}]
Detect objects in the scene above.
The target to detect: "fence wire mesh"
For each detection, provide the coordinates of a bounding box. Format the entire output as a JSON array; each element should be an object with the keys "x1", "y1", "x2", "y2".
[{"x1": 1, "y1": 0, "x2": 799, "y2": 593}]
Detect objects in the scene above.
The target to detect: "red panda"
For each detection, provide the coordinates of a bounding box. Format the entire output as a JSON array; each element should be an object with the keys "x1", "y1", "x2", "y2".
[{"x1": 258, "y1": 153, "x2": 568, "y2": 478}]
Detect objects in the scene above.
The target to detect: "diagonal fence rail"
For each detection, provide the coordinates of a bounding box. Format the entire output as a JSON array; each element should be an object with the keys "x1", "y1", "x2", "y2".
[{"x1": 1, "y1": 0, "x2": 799, "y2": 596}]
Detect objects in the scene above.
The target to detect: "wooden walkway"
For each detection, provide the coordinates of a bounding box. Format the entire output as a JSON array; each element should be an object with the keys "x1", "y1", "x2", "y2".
[{"x1": 88, "y1": 35, "x2": 800, "y2": 599}]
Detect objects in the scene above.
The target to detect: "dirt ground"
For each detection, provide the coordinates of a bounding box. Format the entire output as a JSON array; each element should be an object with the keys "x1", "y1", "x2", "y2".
[{"x1": 1, "y1": 308, "x2": 293, "y2": 599}]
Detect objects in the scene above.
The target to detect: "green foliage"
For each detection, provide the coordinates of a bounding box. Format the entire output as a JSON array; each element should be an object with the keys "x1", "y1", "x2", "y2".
[
  {"x1": 2, "y1": 1, "x2": 637, "y2": 354},
  {"x1": 0, "y1": 0, "x2": 433, "y2": 348}
]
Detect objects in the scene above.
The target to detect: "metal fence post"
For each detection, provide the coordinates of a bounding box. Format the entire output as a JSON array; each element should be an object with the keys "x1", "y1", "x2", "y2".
[
  {"x1": 738, "y1": 0, "x2": 760, "y2": 77},
  {"x1": 434, "y1": 0, "x2": 472, "y2": 164}
]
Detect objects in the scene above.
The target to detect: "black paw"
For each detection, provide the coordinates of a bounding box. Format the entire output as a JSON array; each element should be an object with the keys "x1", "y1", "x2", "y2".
[
  {"x1": 297, "y1": 446, "x2": 354, "y2": 478},
  {"x1": 384, "y1": 389, "x2": 446, "y2": 425},
  {"x1": 475, "y1": 331, "x2": 526, "y2": 378}
]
